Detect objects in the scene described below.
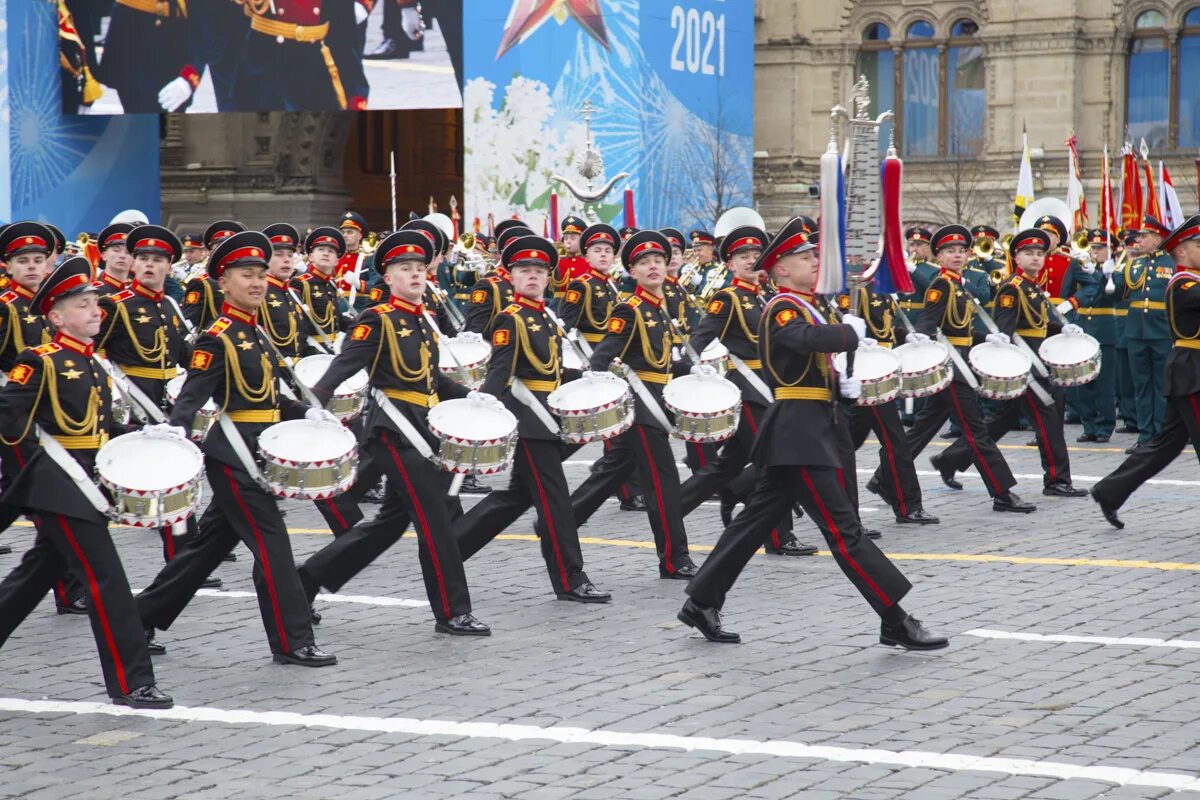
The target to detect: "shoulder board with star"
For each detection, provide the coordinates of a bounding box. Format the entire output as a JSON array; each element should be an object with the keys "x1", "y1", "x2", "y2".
[
  {"x1": 0, "y1": 291, "x2": 17, "y2": 306},
  {"x1": 31, "y1": 342, "x2": 61, "y2": 357},
  {"x1": 205, "y1": 317, "x2": 232, "y2": 337},
  {"x1": 108, "y1": 289, "x2": 136, "y2": 304}
]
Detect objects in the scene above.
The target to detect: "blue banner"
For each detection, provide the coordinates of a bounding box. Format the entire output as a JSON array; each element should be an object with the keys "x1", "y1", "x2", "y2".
[
  {"x1": 463, "y1": 0, "x2": 753, "y2": 234},
  {"x1": 2, "y1": 0, "x2": 159, "y2": 234}
]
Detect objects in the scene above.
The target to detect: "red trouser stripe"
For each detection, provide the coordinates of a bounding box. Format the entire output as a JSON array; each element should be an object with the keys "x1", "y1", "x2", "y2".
[
  {"x1": 223, "y1": 465, "x2": 290, "y2": 652},
  {"x1": 381, "y1": 435, "x2": 452, "y2": 619},
  {"x1": 871, "y1": 406, "x2": 908, "y2": 516},
  {"x1": 323, "y1": 498, "x2": 349, "y2": 532},
  {"x1": 798, "y1": 469, "x2": 892, "y2": 607},
  {"x1": 1024, "y1": 392, "x2": 1057, "y2": 483},
  {"x1": 162, "y1": 528, "x2": 175, "y2": 560},
  {"x1": 635, "y1": 425, "x2": 673, "y2": 572},
  {"x1": 742, "y1": 406, "x2": 779, "y2": 547},
  {"x1": 690, "y1": 442, "x2": 708, "y2": 468},
  {"x1": 1190, "y1": 395, "x2": 1200, "y2": 430},
  {"x1": 521, "y1": 440, "x2": 570, "y2": 591},
  {"x1": 945, "y1": 384, "x2": 1003, "y2": 493},
  {"x1": 53, "y1": 514, "x2": 129, "y2": 693}
]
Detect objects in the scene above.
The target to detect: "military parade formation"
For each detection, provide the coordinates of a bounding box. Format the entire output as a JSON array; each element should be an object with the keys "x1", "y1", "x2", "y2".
[{"x1": 1, "y1": 196, "x2": 1200, "y2": 712}]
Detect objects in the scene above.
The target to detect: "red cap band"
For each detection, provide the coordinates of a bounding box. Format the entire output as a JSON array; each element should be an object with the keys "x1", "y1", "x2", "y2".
[
  {"x1": 7, "y1": 235, "x2": 48, "y2": 256},
  {"x1": 220, "y1": 246, "x2": 266, "y2": 269},
  {"x1": 1013, "y1": 235, "x2": 1045, "y2": 251},
  {"x1": 631, "y1": 240, "x2": 665, "y2": 258},
  {"x1": 269, "y1": 235, "x2": 295, "y2": 246},
  {"x1": 382, "y1": 244, "x2": 426, "y2": 263},
  {"x1": 511, "y1": 248, "x2": 550, "y2": 264},
  {"x1": 310, "y1": 235, "x2": 339, "y2": 248},
  {"x1": 41, "y1": 273, "x2": 91, "y2": 314}
]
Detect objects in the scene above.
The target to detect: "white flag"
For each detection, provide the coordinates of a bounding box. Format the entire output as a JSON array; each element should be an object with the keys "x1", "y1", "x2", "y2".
[{"x1": 1159, "y1": 162, "x2": 1184, "y2": 229}]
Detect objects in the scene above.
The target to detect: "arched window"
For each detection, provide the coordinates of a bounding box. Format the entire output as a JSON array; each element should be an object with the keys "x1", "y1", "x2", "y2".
[
  {"x1": 947, "y1": 19, "x2": 985, "y2": 155},
  {"x1": 903, "y1": 20, "x2": 940, "y2": 156},
  {"x1": 854, "y1": 23, "x2": 895, "y2": 148},
  {"x1": 1127, "y1": 10, "x2": 1170, "y2": 148},
  {"x1": 1179, "y1": 8, "x2": 1200, "y2": 147}
]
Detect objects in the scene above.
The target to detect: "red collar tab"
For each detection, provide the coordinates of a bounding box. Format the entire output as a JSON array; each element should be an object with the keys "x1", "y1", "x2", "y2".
[
  {"x1": 516, "y1": 294, "x2": 544, "y2": 311},
  {"x1": 132, "y1": 281, "x2": 164, "y2": 301},
  {"x1": 220, "y1": 303, "x2": 257, "y2": 325},
  {"x1": 100, "y1": 272, "x2": 125, "y2": 289},
  {"x1": 588, "y1": 268, "x2": 609, "y2": 281},
  {"x1": 634, "y1": 285, "x2": 664, "y2": 307},
  {"x1": 732, "y1": 278, "x2": 760, "y2": 293},
  {"x1": 54, "y1": 331, "x2": 94, "y2": 356},
  {"x1": 665, "y1": 275, "x2": 680, "y2": 285},
  {"x1": 774, "y1": 286, "x2": 812, "y2": 300},
  {"x1": 389, "y1": 296, "x2": 423, "y2": 315}
]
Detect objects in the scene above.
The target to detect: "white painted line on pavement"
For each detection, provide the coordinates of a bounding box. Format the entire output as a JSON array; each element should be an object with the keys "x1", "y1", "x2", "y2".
[
  {"x1": 966, "y1": 629, "x2": 1200, "y2": 649},
  {"x1": 858, "y1": 468, "x2": 1200, "y2": 488},
  {"x1": 0, "y1": 698, "x2": 1195, "y2": 791},
  {"x1": 196, "y1": 589, "x2": 428, "y2": 609}
]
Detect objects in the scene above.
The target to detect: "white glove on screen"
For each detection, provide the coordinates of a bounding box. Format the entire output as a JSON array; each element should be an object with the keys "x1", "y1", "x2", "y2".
[
  {"x1": 1056, "y1": 300, "x2": 1074, "y2": 315},
  {"x1": 354, "y1": 1, "x2": 368, "y2": 24},
  {"x1": 690, "y1": 364, "x2": 718, "y2": 377},
  {"x1": 860, "y1": 337, "x2": 879, "y2": 348},
  {"x1": 157, "y1": 76, "x2": 193, "y2": 112}
]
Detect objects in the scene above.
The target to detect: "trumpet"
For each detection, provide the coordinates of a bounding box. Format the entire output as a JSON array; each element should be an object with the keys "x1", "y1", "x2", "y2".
[
  {"x1": 698, "y1": 262, "x2": 728, "y2": 302},
  {"x1": 455, "y1": 232, "x2": 477, "y2": 254},
  {"x1": 972, "y1": 236, "x2": 995, "y2": 260},
  {"x1": 360, "y1": 231, "x2": 378, "y2": 256}
]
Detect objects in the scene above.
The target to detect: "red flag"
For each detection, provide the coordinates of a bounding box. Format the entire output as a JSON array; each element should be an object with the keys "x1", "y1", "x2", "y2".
[
  {"x1": 1142, "y1": 155, "x2": 1162, "y2": 221},
  {"x1": 1120, "y1": 146, "x2": 1142, "y2": 231},
  {"x1": 1065, "y1": 134, "x2": 1088, "y2": 232},
  {"x1": 1099, "y1": 147, "x2": 1118, "y2": 241},
  {"x1": 623, "y1": 189, "x2": 636, "y2": 228},
  {"x1": 876, "y1": 152, "x2": 913, "y2": 294},
  {"x1": 549, "y1": 190, "x2": 559, "y2": 239}
]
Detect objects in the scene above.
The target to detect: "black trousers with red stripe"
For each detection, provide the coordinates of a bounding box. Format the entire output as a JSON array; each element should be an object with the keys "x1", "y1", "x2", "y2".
[
  {"x1": 686, "y1": 465, "x2": 912, "y2": 616},
  {"x1": 156, "y1": 515, "x2": 199, "y2": 563},
  {"x1": 455, "y1": 438, "x2": 589, "y2": 594},
  {"x1": 679, "y1": 400, "x2": 794, "y2": 549},
  {"x1": 848, "y1": 402, "x2": 924, "y2": 515},
  {"x1": 302, "y1": 432, "x2": 472, "y2": 622},
  {"x1": 880, "y1": 379, "x2": 1017, "y2": 498},
  {"x1": 596, "y1": 437, "x2": 643, "y2": 502},
  {"x1": 572, "y1": 423, "x2": 692, "y2": 573},
  {"x1": 137, "y1": 459, "x2": 315, "y2": 656},
  {"x1": 0, "y1": 513, "x2": 155, "y2": 698},
  {"x1": 940, "y1": 382, "x2": 1070, "y2": 487},
  {"x1": 1092, "y1": 394, "x2": 1200, "y2": 510}
]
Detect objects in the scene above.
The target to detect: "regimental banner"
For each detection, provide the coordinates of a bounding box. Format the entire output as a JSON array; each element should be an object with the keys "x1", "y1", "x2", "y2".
[
  {"x1": 463, "y1": 0, "x2": 754, "y2": 233},
  {"x1": 3, "y1": 0, "x2": 160, "y2": 233}
]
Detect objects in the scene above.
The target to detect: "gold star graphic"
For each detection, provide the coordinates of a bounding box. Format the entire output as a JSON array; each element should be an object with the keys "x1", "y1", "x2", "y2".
[
  {"x1": 135, "y1": 314, "x2": 153, "y2": 324},
  {"x1": 238, "y1": 341, "x2": 254, "y2": 350},
  {"x1": 529, "y1": 322, "x2": 542, "y2": 332},
  {"x1": 398, "y1": 328, "x2": 413, "y2": 338},
  {"x1": 269, "y1": 298, "x2": 283, "y2": 308},
  {"x1": 61, "y1": 368, "x2": 83, "y2": 380},
  {"x1": 23, "y1": 314, "x2": 36, "y2": 324}
]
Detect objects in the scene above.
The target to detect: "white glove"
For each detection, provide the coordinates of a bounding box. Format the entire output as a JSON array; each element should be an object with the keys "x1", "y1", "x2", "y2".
[
  {"x1": 686, "y1": 272, "x2": 703, "y2": 288},
  {"x1": 986, "y1": 332, "x2": 1010, "y2": 345},
  {"x1": 838, "y1": 375, "x2": 862, "y2": 400},
  {"x1": 690, "y1": 364, "x2": 718, "y2": 377},
  {"x1": 456, "y1": 331, "x2": 484, "y2": 343},
  {"x1": 905, "y1": 260, "x2": 917, "y2": 274},
  {"x1": 354, "y1": 1, "x2": 368, "y2": 24},
  {"x1": 157, "y1": 76, "x2": 193, "y2": 112},
  {"x1": 146, "y1": 423, "x2": 188, "y2": 439},
  {"x1": 860, "y1": 337, "x2": 879, "y2": 348},
  {"x1": 1056, "y1": 300, "x2": 1074, "y2": 315},
  {"x1": 907, "y1": 332, "x2": 930, "y2": 343},
  {"x1": 401, "y1": 6, "x2": 423, "y2": 39},
  {"x1": 1063, "y1": 323, "x2": 1084, "y2": 336},
  {"x1": 1081, "y1": 261, "x2": 1096, "y2": 274},
  {"x1": 306, "y1": 407, "x2": 339, "y2": 424},
  {"x1": 671, "y1": 346, "x2": 682, "y2": 362},
  {"x1": 841, "y1": 313, "x2": 867, "y2": 341},
  {"x1": 582, "y1": 370, "x2": 617, "y2": 382},
  {"x1": 1101, "y1": 259, "x2": 1117, "y2": 277}
]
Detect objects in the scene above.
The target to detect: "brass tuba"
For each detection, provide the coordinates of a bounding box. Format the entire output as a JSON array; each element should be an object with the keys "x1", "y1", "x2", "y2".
[{"x1": 972, "y1": 235, "x2": 994, "y2": 260}]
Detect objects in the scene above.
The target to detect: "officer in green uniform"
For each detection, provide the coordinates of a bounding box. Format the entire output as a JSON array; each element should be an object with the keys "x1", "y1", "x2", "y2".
[
  {"x1": 1071, "y1": 229, "x2": 1118, "y2": 442},
  {"x1": 897, "y1": 227, "x2": 938, "y2": 424},
  {"x1": 1111, "y1": 231, "x2": 1139, "y2": 434},
  {"x1": 1108, "y1": 216, "x2": 1174, "y2": 450}
]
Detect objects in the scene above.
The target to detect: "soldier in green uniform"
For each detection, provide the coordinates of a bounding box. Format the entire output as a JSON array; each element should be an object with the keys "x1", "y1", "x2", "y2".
[
  {"x1": 1111, "y1": 231, "x2": 1140, "y2": 434},
  {"x1": 898, "y1": 227, "x2": 938, "y2": 424},
  {"x1": 1072, "y1": 230, "x2": 1117, "y2": 442}
]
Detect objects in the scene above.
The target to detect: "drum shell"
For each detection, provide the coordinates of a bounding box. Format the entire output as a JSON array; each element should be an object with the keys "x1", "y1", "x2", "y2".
[
  {"x1": 426, "y1": 398, "x2": 518, "y2": 475},
  {"x1": 292, "y1": 355, "x2": 368, "y2": 422},
  {"x1": 968, "y1": 342, "x2": 1032, "y2": 401},
  {"x1": 894, "y1": 340, "x2": 953, "y2": 398},
  {"x1": 547, "y1": 376, "x2": 634, "y2": 444},
  {"x1": 437, "y1": 338, "x2": 492, "y2": 389},
  {"x1": 95, "y1": 431, "x2": 204, "y2": 527},
  {"x1": 833, "y1": 348, "x2": 902, "y2": 407},
  {"x1": 1039, "y1": 333, "x2": 1101, "y2": 387},
  {"x1": 662, "y1": 374, "x2": 741, "y2": 443},
  {"x1": 257, "y1": 420, "x2": 359, "y2": 499}
]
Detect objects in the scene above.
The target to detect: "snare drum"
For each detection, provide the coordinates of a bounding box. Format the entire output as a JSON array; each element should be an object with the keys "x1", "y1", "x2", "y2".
[
  {"x1": 258, "y1": 419, "x2": 358, "y2": 499},
  {"x1": 166, "y1": 372, "x2": 218, "y2": 440},
  {"x1": 698, "y1": 340, "x2": 730, "y2": 375},
  {"x1": 894, "y1": 340, "x2": 953, "y2": 398},
  {"x1": 547, "y1": 373, "x2": 633, "y2": 443},
  {"x1": 426, "y1": 397, "x2": 518, "y2": 475},
  {"x1": 833, "y1": 347, "x2": 903, "y2": 406},
  {"x1": 438, "y1": 337, "x2": 492, "y2": 388},
  {"x1": 662, "y1": 374, "x2": 741, "y2": 443},
  {"x1": 1039, "y1": 332, "x2": 1101, "y2": 387},
  {"x1": 96, "y1": 430, "x2": 204, "y2": 527},
  {"x1": 968, "y1": 341, "x2": 1033, "y2": 400},
  {"x1": 293, "y1": 354, "x2": 368, "y2": 421}
]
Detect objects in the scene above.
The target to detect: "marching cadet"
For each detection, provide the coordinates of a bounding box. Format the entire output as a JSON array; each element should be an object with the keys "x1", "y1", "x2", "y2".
[
  {"x1": 1092, "y1": 214, "x2": 1200, "y2": 529},
  {"x1": 137, "y1": 231, "x2": 339, "y2": 667},
  {"x1": 94, "y1": 226, "x2": 222, "y2": 581},
  {"x1": 1032, "y1": 214, "x2": 1090, "y2": 426},
  {"x1": 462, "y1": 221, "x2": 527, "y2": 336},
  {"x1": 0, "y1": 222, "x2": 54, "y2": 371},
  {"x1": 400, "y1": 219, "x2": 458, "y2": 334},
  {"x1": 181, "y1": 220, "x2": 245, "y2": 330},
  {"x1": 454, "y1": 234, "x2": 610, "y2": 603},
  {"x1": 294, "y1": 226, "x2": 347, "y2": 354},
  {"x1": 571, "y1": 230, "x2": 699, "y2": 579},
  {"x1": 93, "y1": 0, "x2": 202, "y2": 113},
  {"x1": 934, "y1": 229, "x2": 1089, "y2": 499},
  {"x1": 96, "y1": 223, "x2": 136, "y2": 295},
  {"x1": 260, "y1": 223, "x2": 305, "y2": 362},
  {"x1": 335, "y1": 211, "x2": 372, "y2": 312},
  {"x1": 680, "y1": 224, "x2": 819, "y2": 555},
  {"x1": 839, "y1": 283, "x2": 939, "y2": 526},
  {"x1": 676, "y1": 218, "x2": 947, "y2": 651},
  {"x1": 1108, "y1": 216, "x2": 1175, "y2": 451},
  {"x1": 296, "y1": 230, "x2": 489, "y2": 636},
  {"x1": 878, "y1": 225, "x2": 1034, "y2": 513},
  {"x1": 1073, "y1": 229, "x2": 1119, "y2": 442},
  {"x1": 0, "y1": 256, "x2": 173, "y2": 707}
]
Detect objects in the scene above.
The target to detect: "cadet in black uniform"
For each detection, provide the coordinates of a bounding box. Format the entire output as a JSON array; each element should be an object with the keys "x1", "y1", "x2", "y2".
[
  {"x1": 0, "y1": 256, "x2": 173, "y2": 707},
  {"x1": 260, "y1": 223, "x2": 305, "y2": 362},
  {"x1": 677, "y1": 218, "x2": 948, "y2": 651},
  {"x1": 137, "y1": 231, "x2": 338, "y2": 667},
  {"x1": 935, "y1": 229, "x2": 1088, "y2": 498},
  {"x1": 870, "y1": 225, "x2": 1033, "y2": 513},
  {"x1": 96, "y1": 223, "x2": 135, "y2": 295},
  {"x1": 571, "y1": 230, "x2": 699, "y2": 579},
  {"x1": 454, "y1": 234, "x2": 610, "y2": 603},
  {"x1": 297, "y1": 230, "x2": 488, "y2": 636},
  {"x1": 294, "y1": 227, "x2": 347, "y2": 355},
  {"x1": 181, "y1": 220, "x2": 245, "y2": 331},
  {"x1": 1092, "y1": 215, "x2": 1200, "y2": 529}
]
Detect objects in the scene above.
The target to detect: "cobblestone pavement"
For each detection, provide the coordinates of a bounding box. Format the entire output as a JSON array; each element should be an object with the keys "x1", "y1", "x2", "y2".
[{"x1": 2, "y1": 423, "x2": 1200, "y2": 799}]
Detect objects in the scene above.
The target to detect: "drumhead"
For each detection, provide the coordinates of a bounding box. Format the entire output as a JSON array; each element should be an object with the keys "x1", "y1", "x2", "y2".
[
  {"x1": 293, "y1": 354, "x2": 368, "y2": 394},
  {"x1": 439, "y1": 338, "x2": 492, "y2": 369},
  {"x1": 1040, "y1": 333, "x2": 1100, "y2": 365},
  {"x1": 968, "y1": 342, "x2": 1031, "y2": 378},
  {"x1": 259, "y1": 419, "x2": 356, "y2": 463},
  {"x1": 833, "y1": 348, "x2": 901, "y2": 381},
  {"x1": 548, "y1": 375, "x2": 628, "y2": 412},
  {"x1": 428, "y1": 398, "x2": 517, "y2": 440},
  {"x1": 895, "y1": 340, "x2": 949, "y2": 372},
  {"x1": 97, "y1": 431, "x2": 203, "y2": 491},
  {"x1": 663, "y1": 374, "x2": 741, "y2": 413}
]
